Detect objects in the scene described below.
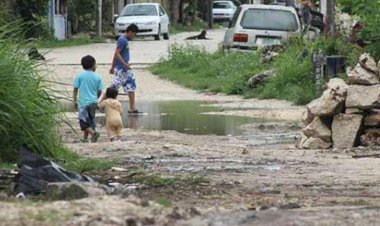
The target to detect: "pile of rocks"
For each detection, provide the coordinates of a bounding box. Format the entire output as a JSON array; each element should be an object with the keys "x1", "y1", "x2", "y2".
[{"x1": 298, "y1": 53, "x2": 380, "y2": 149}]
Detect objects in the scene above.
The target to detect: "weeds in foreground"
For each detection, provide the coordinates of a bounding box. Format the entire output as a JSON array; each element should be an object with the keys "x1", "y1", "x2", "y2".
[{"x1": 0, "y1": 23, "x2": 62, "y2": 162}]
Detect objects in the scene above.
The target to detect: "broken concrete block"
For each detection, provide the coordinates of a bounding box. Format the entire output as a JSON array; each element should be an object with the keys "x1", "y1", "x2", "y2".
[
  {"x1": 302, "y1": 137, "x2": 332, "y2": 149},
  {"x1": 332, "y1": 114, "x2": 363, "y2": 149},
  {"x1": 346, "y1": 85, "x2": 380, "y2": 109},
  {"x1": 347, "y1": 64, "x2": 379, "y2": 85},
  {"x1": 303, "y1": 117, "x2": 332, "y2": 142},
  {"x1": 345, "y1": 108, "x2": 364, "y2": 114},
  {"x1": 360, "y1": 129, "x2": 380, "y2": 146},
  {"x1": 295, "y1": 132, "x2": 308, "y2": 149},
  {"x1": 301, "y1": 107, "x2": 315, "y2": 126},
  {"x1": 308, "y1": 78, "x2": 348, "y2": 116},
  {"x1": 364, "y1": 109, "x2": 380, "y2": 126},
  {"x1": 46, "y1": 182, "x2": 105, "y2": 200},
  {"x1": 359, "y1": 53, "x2": 378, "y2": 75}
]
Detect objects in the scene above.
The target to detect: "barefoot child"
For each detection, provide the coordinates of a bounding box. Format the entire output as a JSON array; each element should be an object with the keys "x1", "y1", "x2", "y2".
[
  {"x1": 99, "y1": 87, "x2": 123, "y2": 141},
  {"x1": 73, "y1": 55, "x2": 104, "y2": 142}
]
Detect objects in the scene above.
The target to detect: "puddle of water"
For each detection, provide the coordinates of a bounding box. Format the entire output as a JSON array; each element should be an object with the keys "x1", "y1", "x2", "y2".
[
  {"x1": 128, "y1": 157, "x2": 284, "y2": 173},
  {"x1": 121, "y1": 100, "x2": 267, "y2": 136}
]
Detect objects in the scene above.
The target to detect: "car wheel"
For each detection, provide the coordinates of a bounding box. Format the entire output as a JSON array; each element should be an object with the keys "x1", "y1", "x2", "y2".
[
  {"x1": 154, "y1": 25, "x2": 161, "y2": 40},
  {"x1": 163, "y1": 32, "x2": 169, "y2": 40}
]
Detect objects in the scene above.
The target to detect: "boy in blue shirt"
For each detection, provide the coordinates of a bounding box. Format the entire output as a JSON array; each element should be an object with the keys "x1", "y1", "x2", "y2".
[
  {"x1": 109, "y1": 24, "x2": 140, "y2": 114},
  {"x1": 73, "y1": 55, "x2": 104, "y2": 142}
]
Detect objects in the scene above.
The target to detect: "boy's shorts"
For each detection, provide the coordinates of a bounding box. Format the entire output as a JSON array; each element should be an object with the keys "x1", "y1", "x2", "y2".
[
  {"x1": 111, "y1": 69, "x2": 136, "y2": 93},
  {"x1": 78, "y1": 103, "x2": 97, "y2": 131}
]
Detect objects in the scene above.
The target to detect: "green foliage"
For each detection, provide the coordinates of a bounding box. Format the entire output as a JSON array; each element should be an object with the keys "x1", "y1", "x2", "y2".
[
  {"x1": 310, "y1": 37, "x2": 363, "y2": 66},
  {"x1": 12, "y1": 0, "x2": 53, "y2": 39},
  {"x1": 337, "y1": 0, "x2": 380, "y2": 60},
  {"x1": 0, "y1": 24, "x2": 62, "y2": 162},
  {"x1": 155, "y1": 197, "x2": 172, "y2": 207},
  {"x1": 253, "y1": 40, "x2": 316, "y2": 105},
  {"x1": 151, "y1": 36, "x2": 362, "y2": 105},
  {"x1": 151, "y1": 45, "x2": 265, "y2": 95}
]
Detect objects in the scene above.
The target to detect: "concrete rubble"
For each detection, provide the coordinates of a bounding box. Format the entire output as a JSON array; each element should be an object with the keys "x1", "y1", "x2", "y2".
[{"x1": 298, "y1": 53, "x2": 380, "y2": 149}]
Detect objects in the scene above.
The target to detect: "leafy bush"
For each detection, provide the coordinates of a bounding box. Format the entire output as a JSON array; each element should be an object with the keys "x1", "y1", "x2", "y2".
[
  {"x1": 0, "y1": 24, "x2": 61, "y2": 162},
  {"x1": 337, "y1": 0, "x2": 380, "y2": 60}
]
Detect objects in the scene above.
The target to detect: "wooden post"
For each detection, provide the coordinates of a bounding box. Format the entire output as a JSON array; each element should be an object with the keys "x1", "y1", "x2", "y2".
[
  {"x1": 96, "y1": 0, "x2": 103, "y2": 37},
  {"x1": 207, "y1": 0, "x2": 213, "y2": 29}
]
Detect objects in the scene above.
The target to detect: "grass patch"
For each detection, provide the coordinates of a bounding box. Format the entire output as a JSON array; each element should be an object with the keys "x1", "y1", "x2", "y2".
[
  {"x1": 151, "y1": 45, "x2": 265, "y2": 95},
  {"x1": 151, "y1": 37, "x2": 363, "y2": 105},
  {"x1": 53, "y1": 148, "x2": 116, "y2": 173},
  {"x1": 155, "y1": 196, "x2": 172, "y2": 207},
  {"x1": 0, "y1": 163, "x2": 16, "y2": 170},
  {"x1": 37, "y1": 36, "x2": 106, "y2": 48}
]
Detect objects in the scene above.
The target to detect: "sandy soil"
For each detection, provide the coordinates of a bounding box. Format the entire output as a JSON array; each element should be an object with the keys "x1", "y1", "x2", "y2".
[{"x1": 1, "y1": 30, "x2": 380, "y2": 226}]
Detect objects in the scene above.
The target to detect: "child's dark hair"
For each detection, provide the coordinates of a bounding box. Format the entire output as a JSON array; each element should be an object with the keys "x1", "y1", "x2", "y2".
[
  {"x1": 125, "y1": 24, "x2": 138, "y2": 33},
  {"x1": 81, "y1": 55, "x2": 96, "y2": 70},
  {"x1": 106, "y1": 87, "x2": 118, "y2": 99}
]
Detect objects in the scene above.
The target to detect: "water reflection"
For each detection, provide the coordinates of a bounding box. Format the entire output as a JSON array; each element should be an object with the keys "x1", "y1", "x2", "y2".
[{"x1": 121, "y1": 101, "x2": 263, "y2": 136}]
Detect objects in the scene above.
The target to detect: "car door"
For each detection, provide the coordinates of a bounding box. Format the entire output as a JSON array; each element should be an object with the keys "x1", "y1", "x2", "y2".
[{"x1": 159, "y1": 6, "x2": 169, "y2": 33}]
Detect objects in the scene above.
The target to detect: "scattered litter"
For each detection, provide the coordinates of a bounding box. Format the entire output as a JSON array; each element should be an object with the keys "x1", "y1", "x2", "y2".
[
  {"x1": 111, "y1": 167, "x2": 128, "y2": 172},
  {"x1": 15, "y1": 192, "x2": 25, "y2": 199},
  {"x1": 15, "y1": 145, "x2": 95, "y2": 194}
]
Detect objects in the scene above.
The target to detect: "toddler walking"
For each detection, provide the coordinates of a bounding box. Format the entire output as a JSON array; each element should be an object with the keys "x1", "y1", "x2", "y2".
[{"x1": 99, "y1": 87, "x2": 123, "y2": 141}]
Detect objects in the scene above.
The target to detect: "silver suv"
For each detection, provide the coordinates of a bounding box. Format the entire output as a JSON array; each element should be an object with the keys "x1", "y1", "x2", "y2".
[{"x1": 223, "y1": 4, "x2": 302, "y2": 50}]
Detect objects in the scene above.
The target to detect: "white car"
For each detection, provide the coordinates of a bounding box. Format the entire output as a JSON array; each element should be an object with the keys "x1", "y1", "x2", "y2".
[
  {"x1": 223, "y1": 4, "x2": 302, "y2": 50},
  {"x1": 213, "y1": 1, "x2": 237, "y2": 22},
  {"x1": 114, "y1": 3, "x2": 170, "y2": 40}
]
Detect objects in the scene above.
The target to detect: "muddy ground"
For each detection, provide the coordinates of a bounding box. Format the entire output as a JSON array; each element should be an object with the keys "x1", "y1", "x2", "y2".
[{"x1": 1, "y1": 30, "x2": 380, "y2": 226}]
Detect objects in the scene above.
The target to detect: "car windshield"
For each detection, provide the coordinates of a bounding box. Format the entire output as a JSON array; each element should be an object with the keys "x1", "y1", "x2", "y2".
[
  {"x1": 240, "y1": 9, "x2": 298, "y2": 31},
  {"x1": 213, "y1": 2, "x2": 231, "y2": 9},
  {"x1": 122, "y1": 5, "x2": 158, "y2": 16}
]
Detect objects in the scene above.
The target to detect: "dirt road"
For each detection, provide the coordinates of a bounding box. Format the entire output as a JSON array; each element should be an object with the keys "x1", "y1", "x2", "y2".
[{"x1": 1, "y1": 30, "x2": 380, "y2": 226}]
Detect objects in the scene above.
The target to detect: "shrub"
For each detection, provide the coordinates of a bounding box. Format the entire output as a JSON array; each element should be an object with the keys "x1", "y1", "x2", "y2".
[{"x1": 0, "y1": 24, "x2": 61, "y2": 162}]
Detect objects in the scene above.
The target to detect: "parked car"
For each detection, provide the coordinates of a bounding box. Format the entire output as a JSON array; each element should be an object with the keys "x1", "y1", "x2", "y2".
[
  {"x1": 223, "y1": 4, "x2": 302, "y2": 50},
  {"x1": 114, "y1": 3, "x2": 170, "y2": 40},
  {"x1": 213, "y1": 0, "x2": 237, "y2": 22}
]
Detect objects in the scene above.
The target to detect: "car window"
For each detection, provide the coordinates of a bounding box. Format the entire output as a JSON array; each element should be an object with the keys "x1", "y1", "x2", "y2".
[
  {"x1": 229, "y1": 7, "x2": 241, "y2": 28},
  {"x1": 240, "y1": 9, "x2": 298, "y2": 31},
  {"x1": 159, "y1": 6, "x2": 166, "y2": 16},
  {"x1": 213, "y1": 2, "x2": 231, "y2": 9},
  {"x1": 122, "y1": 5, "x2": 158, "y2": 16}
]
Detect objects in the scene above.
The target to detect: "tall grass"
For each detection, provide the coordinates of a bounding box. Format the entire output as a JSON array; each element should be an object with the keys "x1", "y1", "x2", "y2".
[
  {"x1": 253, "y1": 40, "x2": 316, "y2": 105},
  {"x1": 0, "y1": 23, "x2": 62, "y2": 162},
  {"x1": 151, "y1": 45, "x2": 266, "y2": 95}
]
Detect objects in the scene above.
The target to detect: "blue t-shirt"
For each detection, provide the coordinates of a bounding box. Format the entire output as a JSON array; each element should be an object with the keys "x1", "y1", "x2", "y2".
[
  {"x1": 73, "y1": 70, "x2": 104, "y2": 108},
  {"x1": 115, "y1": 35, "x2": 130, "y2": 71}
]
